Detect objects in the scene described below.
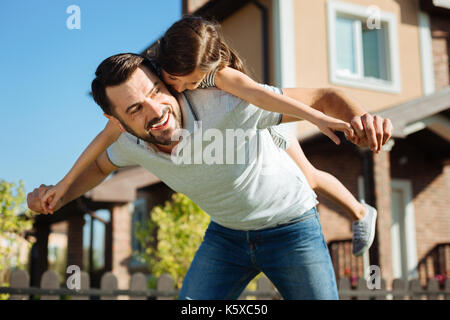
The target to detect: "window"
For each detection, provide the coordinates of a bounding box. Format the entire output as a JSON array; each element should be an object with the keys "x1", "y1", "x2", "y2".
[
  {"x1": 130, "y1": 198, "x2": 148, "y2": 267},
  {"x1": 82, "y1": 210, "x2": 109, "y2": 272},
  {"x1": 327, "y1": 0, "x2": 401, "y2": 93}
]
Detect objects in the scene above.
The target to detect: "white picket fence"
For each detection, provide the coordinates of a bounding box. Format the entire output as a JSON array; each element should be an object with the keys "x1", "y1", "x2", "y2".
[
  {"x1": 0, "y1": 269, "x2": 280, "y2": 300},
  {"x1": 1, "y1": 269, "x2": 449, "y2": 300}
]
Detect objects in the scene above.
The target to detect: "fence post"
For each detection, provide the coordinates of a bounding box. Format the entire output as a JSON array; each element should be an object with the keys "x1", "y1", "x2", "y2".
[
  {"x1": 69, "y1": 271, "x2": 90, "y2": 300},
  {"x1": 409, "y1": 279, "x2": 424, "y2": 300},
  {"x1": 130, "y1": 272, "x2": 147, "y2": 300},
  {"x1": 157, "y1": 274, "x2": 175, "y2": 300},
  {"x1": 9, "y1": 269, "x2": 30, "y2": 300},
  {"x1": 40, "y1": 270, "x2": 60, "y2": 300},
  {"x1": 338, "y1": 277, "x2": 351, "y2": 300},
  {"x1": 392, "y1": 279, "x2": 406, "y2": 300},
  {"x1": 356, "y1": 278, "x2": 370, "y2": 300},
  {"x1": 257, "y1": 276, "x2": 277, "y2": 300},
  {"x1": 374, "y1": 278, "x2": 386, "y2": 300},
  {"x1": 445, "y1": 279, "x2": 450, "y2": 300},
  {"x1": 426, "y1": 278, "x2": 441, "y2": 300},
  {"x1": 100, "y1": 272, "x2": 118, "y2": 300}
]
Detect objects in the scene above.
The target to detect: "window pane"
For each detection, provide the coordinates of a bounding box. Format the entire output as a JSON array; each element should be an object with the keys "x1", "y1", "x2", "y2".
[
  {"x1": 336, "y1": 16, "x2": 356, "y2": 75},
  {"x1": 82, "y1": 214, "x2": 91, "y2": 271},
  {"x1": 362, "y1": 26, "x2": 389, "y2": 80},
  {"x1": 92, "y1": 219, "x2": 105, "y2": 270}
]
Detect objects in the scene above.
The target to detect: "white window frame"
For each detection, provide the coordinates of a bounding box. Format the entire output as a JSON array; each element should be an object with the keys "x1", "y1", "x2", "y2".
[
  {"x1": 390, "y1": 179, "x2": 418, "y2": 280},
  {"x1": 326, "y1": 0, "x2": 401, "y2": 93},
  {"x1": 418, "y1": 11, "x2": 435, "y2": 95}
]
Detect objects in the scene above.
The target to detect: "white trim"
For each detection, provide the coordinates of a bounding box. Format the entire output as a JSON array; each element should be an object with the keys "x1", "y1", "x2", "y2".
[
  {"x1": 433, "y1": 0, "x2": 450, "y2": 9},
  {"x1": 357, "y1": 175, "x2": 371, "y2": 279},
  {"x1": 326, "y1": 0, "x2": 401, "y2": 93},
  {"x1": 273, "y1": 0, "x2": 298, "y2": 136},
  {"x1": 390, "y1": 179, "x2": 419, "y2": 280},
  {"x1": 273, "y1": 0, "x2": 297, "y2": 88},
  {"x1": 418, "y1": 12, "x2": 436, "y2": 95}
]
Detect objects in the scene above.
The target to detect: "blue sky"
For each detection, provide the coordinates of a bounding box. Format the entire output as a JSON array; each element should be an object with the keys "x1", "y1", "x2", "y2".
[{"x1": 0, "y1": 0, "x2": 181, "y2": 194}]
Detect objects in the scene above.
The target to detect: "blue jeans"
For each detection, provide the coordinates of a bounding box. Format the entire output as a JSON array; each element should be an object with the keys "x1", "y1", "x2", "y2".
[{"x1": 178, "y1": 207, "x2": 339, "y2": 300}]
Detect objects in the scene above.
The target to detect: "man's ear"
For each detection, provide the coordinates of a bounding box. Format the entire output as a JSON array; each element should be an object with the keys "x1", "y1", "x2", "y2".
[{"x1": 104, "y1": 113, "x2": 126, "y2": 133}]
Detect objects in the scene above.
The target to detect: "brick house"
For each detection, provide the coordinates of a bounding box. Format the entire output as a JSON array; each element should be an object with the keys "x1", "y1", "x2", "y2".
[{"x1": 29, "y1": 0, "x2": 449, "y2": 292}]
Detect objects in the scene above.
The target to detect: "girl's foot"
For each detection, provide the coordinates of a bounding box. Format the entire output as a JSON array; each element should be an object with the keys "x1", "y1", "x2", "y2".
[{"x1": 352, "y1": 203, "x2": 377, "y2": 257}]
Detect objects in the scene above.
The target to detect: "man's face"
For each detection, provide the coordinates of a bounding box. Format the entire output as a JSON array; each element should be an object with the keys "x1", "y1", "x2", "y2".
[{"x1": 105, "y1": 66, "x2": 183, "y2": 146}]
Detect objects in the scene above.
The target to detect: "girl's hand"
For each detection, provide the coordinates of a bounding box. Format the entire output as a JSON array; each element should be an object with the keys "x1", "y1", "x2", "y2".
[
  {"x1": 40, "y1": 181, "x2": 69, "y2": 214},
  {"x1": 316, "y1": 116, "x2": 355, "y2": 145}
]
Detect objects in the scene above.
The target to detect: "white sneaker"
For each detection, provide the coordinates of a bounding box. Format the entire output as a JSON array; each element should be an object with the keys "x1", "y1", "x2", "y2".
[{"x1": 352, "y1": 203, "x2": 377, "y2": 257}]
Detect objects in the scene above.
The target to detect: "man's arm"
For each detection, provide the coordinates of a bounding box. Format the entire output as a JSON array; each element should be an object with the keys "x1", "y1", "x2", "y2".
[
  {"x1": 28, "y1": 151, "x2": 118, "y2": 214},
  {"x1": 280, "y1": 87, "x2": 393, "y2": 152},
  {"x1": 281, "y1": 88, "x2": 365, "y2": 123}
]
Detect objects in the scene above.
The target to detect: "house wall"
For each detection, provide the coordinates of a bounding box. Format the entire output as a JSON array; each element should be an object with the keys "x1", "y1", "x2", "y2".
[
  {"x1": 293, "y1": 0, "x2": 424, "y2": 112},
  {"x1": 430, "y1": 14, "x2": 450, "y2": 90},
  {"x1": 221, "y1": 3, "x2": 265, "y2": 82},
  {"x1": 390, "y1": 136, "x2": 450, "y2": 271}
]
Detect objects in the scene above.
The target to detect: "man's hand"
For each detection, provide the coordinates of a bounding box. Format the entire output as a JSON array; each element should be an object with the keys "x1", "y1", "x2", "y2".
[
  {"x1": 346, "y1": 114, "x2": 393, "y2": 153},
  {"x1": 27, "y1": 184, "x2": 63, "y2": 215}
]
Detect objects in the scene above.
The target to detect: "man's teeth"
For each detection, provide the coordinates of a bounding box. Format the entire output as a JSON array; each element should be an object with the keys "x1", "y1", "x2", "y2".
[{"x1": 151, "y1": 113, "x2": 169, "y2": 128}]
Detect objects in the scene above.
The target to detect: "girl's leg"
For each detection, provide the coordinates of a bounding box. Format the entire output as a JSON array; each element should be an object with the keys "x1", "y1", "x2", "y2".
[{"x1": 284, "y1": 132, "x2": 365, "y2": 221}]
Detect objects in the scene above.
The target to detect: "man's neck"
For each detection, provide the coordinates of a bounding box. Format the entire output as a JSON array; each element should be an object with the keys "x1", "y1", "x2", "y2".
[{"x1": 154, "y1": 140, "x2": 179, "y2": 154}]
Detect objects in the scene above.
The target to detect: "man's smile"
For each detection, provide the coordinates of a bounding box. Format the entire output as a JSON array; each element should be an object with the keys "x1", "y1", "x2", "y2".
[{"x1": 148, "y1": 111, "x2": 171, "y2": 131}]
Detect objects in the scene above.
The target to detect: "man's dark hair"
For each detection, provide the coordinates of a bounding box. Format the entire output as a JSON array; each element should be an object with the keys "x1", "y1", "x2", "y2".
[{"x1": 91, "y1": 53, "x2": 159, "y2": 115}]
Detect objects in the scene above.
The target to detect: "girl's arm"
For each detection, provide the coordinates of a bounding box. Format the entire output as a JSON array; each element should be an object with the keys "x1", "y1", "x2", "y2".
[
  {"x1": 284, "y1": 132, "x2": 365, "y2": 221},
  {"x1": 40, "y1": 120, "x2": 121, "y2": 213},
  {"x1": 215, "y1": 67, "x2": 354, "y2": 145}
]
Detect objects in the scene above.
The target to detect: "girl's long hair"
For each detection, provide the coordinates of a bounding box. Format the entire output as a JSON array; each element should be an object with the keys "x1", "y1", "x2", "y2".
[{"x1": 147, "y1": 15, "x2": 246, "y2": 76}]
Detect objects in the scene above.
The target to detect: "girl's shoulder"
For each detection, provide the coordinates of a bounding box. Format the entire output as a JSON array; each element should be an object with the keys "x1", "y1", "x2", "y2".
[{"x1": 198, "y1": 67, "x2": 219, "y2": 89}]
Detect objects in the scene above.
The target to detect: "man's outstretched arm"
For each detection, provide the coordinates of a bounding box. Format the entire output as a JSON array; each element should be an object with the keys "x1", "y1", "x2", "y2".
[
  {"x1": 27, "y1": 151, "x2": 119, "y2": 214},
  {"x1": 281, "y1": 87, "x2": 393, "y2": 153}
]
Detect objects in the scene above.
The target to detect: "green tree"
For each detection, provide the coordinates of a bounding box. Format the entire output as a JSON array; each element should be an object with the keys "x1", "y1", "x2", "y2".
[
  {"x1": 134, "y1": 193, "x2": 210, "y2": 289},
  {"x1": 0, "y1": 180, "x2": 35, "y2": 299}
]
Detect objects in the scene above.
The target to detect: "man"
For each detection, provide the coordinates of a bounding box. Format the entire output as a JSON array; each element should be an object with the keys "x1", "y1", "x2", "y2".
[{"x1": 28, "y1": 53, "x2": 392, "y2": 299}]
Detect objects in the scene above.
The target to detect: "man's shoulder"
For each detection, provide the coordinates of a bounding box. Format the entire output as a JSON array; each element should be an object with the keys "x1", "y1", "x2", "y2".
[
  {"x1": 183, "y1": 87, "x2": 245, "y2": 120},
  {"x1": 109, "y1": 132, "x2": 139, "y2": 152}
]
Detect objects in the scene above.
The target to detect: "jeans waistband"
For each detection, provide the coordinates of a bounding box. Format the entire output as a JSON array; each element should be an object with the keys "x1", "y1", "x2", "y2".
[{"x1": 209, "y1": 206, "x2": 318, "y2": 236}]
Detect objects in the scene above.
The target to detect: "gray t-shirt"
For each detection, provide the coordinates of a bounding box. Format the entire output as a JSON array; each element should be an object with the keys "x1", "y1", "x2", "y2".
[{"x1": 107, "y1": 85, "x2": 317, "y2": 230}]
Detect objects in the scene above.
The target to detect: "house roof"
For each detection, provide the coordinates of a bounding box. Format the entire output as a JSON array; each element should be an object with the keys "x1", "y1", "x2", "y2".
[
  {"x1": 420, "y1": 0, "x2": 450, "y2": 16},
  {"x1": 142, "y1": 0, "x2": 250, "y2": 57},
  {"x1": 376, "y1": 86, "x2": 450, "y2": 139},
  {"x1": 85, "y1": 166, "x2": 161, "y2": 202},
  {"x1": 185, "y1": 0, "x2": 251, "y2": 20}
]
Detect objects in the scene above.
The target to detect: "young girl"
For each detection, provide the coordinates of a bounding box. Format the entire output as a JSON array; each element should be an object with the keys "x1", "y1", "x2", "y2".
[{"x1": 41, "y1": 16, "x2": 376, "y2": 257}]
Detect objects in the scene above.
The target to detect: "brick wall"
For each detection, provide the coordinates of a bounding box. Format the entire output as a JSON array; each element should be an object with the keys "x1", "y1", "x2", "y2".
[
  {"x1": 302, "y1": 130, "x2": 450, "y2": 284},
  {"x1": 430, "y1": 15, "x2": 450, "y2": 90},
  {"x1": 390, "y1": 136, "x2": 450, "y2": 268},
  {"x1": 301, "y1": 139, "x2": 360, "y2": 242}
]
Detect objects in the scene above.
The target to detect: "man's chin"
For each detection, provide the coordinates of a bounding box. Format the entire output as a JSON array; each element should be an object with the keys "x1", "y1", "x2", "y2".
[{"x1": 142, "y1": 129, "x2": 176, "y2": 146}]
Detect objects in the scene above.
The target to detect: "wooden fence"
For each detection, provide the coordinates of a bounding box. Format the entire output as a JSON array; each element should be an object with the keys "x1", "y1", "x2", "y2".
[
  {"x1": 0, "y1": 269, "x2": 281, "y2": 300},
  {"x1": 0, "y1": 269, "x2": 449, "y2": 300}
]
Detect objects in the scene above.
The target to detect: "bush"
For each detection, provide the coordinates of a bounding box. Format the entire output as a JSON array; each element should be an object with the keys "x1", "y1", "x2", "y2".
[
  {"x1": 134, "y1": 193, "x2": 210, "y2": 289},
  {"x1": 0, "y1": 180, "x2": 35, "y2": 300}
]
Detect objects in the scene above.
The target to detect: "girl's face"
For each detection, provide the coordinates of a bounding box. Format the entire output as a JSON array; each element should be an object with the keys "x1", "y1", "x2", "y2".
[{"x1": 161, "y1": 68, "x2": 208, "y2": 93}]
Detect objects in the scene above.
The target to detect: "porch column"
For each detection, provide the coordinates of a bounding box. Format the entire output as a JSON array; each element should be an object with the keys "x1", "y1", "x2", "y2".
[
  {"x1": 372, "y1": 144, "x2": 394, "y2": 288},
  {"x1": 30, "y1": 222, "x2": 49, "y2": 287},
  {"x1": 111, "y1": 203, "x2": 132, "y2": 299},
  {"x1": 67, "y1": 213, "x2": 85, "y2": 270}
]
